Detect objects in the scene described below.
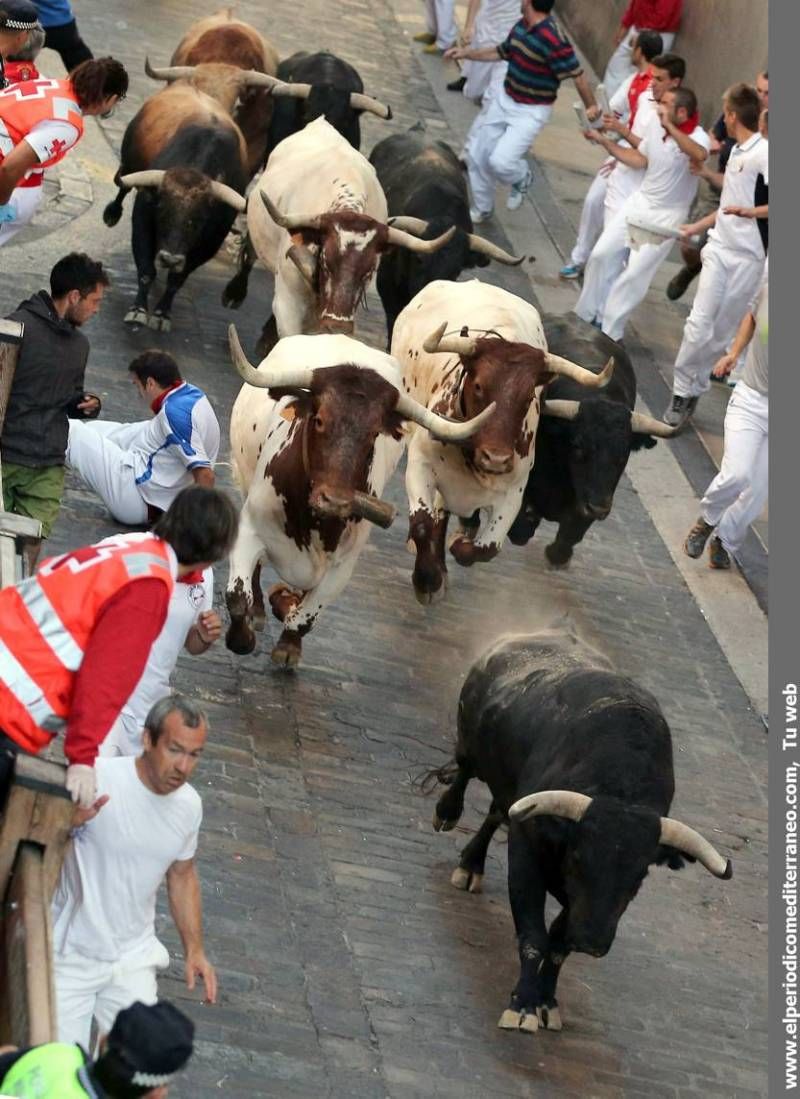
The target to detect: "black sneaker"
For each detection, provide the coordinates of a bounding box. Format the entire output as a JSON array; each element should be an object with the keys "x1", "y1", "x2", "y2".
[
  {"x1": 666, "y1": 265, "x2": 700, "y2": 301},
  {"x1": 662, "y1": 394, "x2": 698, "y2": 428},
  {"x1": 447, "y1": 76, "x2": 466, "y2": 92},
  {"x1": 684, "y1": 517, "x2": 714, "y2": 558},
  {"x1": 708, "y1": 536, "x2": 731, "y2": 569}
]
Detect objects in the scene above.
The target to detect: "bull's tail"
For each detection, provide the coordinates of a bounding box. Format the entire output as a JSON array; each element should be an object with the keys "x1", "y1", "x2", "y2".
[{"x1": 412, "y1": 760, "x2": 459, "y2": 796}]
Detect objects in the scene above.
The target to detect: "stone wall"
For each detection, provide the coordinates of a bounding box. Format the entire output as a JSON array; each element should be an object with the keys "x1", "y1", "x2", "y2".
[{"x1": 556, "y1": 0, "x2": 768, "y2": 125}]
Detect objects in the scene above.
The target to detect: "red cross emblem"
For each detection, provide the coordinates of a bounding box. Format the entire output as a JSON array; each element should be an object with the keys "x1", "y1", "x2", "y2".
[{"x1": 48, "y1": 137, "x2": 67, "y2": 159}]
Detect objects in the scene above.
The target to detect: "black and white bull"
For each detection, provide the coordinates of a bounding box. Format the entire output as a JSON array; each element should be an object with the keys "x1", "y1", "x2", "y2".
[
  {"x1": 369, "y1": 129, "x2": 525, "y2": 342},
  {"x1": 508, "y1": 315, "x2": 677, "y2": 564},
  {"x1": 431, "y1": 624, "x2": 732, "y2": 1032}
]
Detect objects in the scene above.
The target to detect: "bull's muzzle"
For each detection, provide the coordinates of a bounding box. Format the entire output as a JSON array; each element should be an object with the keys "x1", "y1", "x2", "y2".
[
  {"x1": 157, "y1": 250, "x2": 186, "y2": 273},
  {"x1": 310, "y1": 488, "x2": 354, "y2": 521},
  {"x1": 475, "y1": 447, "x2": 514, "y2": 475}
]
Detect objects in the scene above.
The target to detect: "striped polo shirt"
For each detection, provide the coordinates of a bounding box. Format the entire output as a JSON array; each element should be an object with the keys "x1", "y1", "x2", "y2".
[{"x1": 497, "y1": 16, "x2": 582, "y2": 106}]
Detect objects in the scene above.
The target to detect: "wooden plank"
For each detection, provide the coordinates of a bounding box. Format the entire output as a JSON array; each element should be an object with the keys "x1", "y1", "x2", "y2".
[
  {"x1": 0, "y1": 512, "x2": 42, "y2": 540},
  {"x1": 29, "y1": 788, "x2": 74, "y2": 902},
  {"x1": 0, "y1": 783, "x2": 36, "y2": 911},
  {"x1": 0, "y1": 843, "x2": 56, "y2": 1045},
  {"x1": 0, "y1": 758, "x2": 69, "y2": 910},
  {"x1": 0, "y1": 534, "x2": 17, "y2": 589}
]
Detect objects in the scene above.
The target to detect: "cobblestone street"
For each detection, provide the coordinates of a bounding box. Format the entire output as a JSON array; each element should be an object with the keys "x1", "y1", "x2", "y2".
[{"x1": 0, "y1": 0, "x2": 767, "y2": 1094}]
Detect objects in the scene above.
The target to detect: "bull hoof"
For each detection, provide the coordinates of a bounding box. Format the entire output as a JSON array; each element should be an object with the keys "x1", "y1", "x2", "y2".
[
  {"x1": 544, "y1": 543, "x2": 572, "y2": 569},
  {"x1": 271, "y1": 640, "x2": 301, "y2": 668},
  {"x1": 498, "y1": 1009, "x2": 522, "y2": 1030},
  {"x1": 519, "y1": 1012, "x2": 539, "y2": 1034},
  {"x1": 450, "y1": 867, "x2": 483, "y2": 893},
  {"x1": 222, "y1": 282, "x2": 245, "y2": 309},
  {"x1": 103, "y1": 201, "x2": 122, "y2": 227},
  {"x1": 124, "y1": 307, "x2": 149, "y2": 327},
  {"x1": 225, "y1": 626, "x2": 256, "y2": 656},
  {"x1": 252, "y1": 607, "x2": 266, "y2": 633},
  {"x1": 536, "y1": 1005, "x2": 562, "y2": 1031},
  {"x1": 148, "y1": 312, "x2": 171, "y2": 332},
  {"x1": 268, "y1": 583, "x2": 302, "y2": 623},
  {"x1": 433, "y1": 811, "x2": 455, "y2": 833}
]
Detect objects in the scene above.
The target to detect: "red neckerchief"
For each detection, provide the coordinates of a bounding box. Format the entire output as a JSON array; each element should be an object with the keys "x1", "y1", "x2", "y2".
[
  {"x1": 150, "y1": 380, "x2": 182, "y2": 414},
  {"x1": 663, "y1": 110, "x2": 700, "y2": 140},
  {"x1": 627, "y1": 70, "x2": 652, "y2": 129},
  {"x1": 178, "y1": 569, "x2": 205, "y2": 585}
]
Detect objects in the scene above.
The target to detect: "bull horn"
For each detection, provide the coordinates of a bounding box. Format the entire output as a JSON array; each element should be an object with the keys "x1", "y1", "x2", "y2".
[
  {"x1": 510, "y1": 789, "x2": 593, "y2": 823},
  {"x1": 269, "y1": 81, "x2": 313, "y2": 99},
  {"x1": 386, "y1": 215, "x2": 429, "y2": 236},
  {"x1": 546, "y1": 354, "x2": 614, "y2": 388},
  {"x1": 209, "y1": 180, "x2": 247, "y2": 212},
  {"x1": 422, "y1": 322, "x2": 478, "y2": 358},
  {"x1": 630, "y1": 410, "x2": 679, "y2": 438},
  {"x1": 541, "y1": 399, "x2": 581, "y2": 421},
  {"x1": 145, "y1": 57, "x2": 196, "y2": 82},
  {"x1": 228, "y1": 325, "x2": 314, "y2": 390},
  {"x1": 386, "y1": 224, "x2": 457, "y2": 254},
  {"x1": 349, "y1": 91, "x2": 392, "y2": 119},
  {"x1": 466, "y1": 233, "x2": 525, "y2": 266},
  {"x1": 286, "y1": 243, "x2": 318, "y2": 285},
  {"x1": 395, "y1": 389, "x2": 496, "y2": 444},
  {"x1": 260, "y1": 191, "x2": 323, "y2": 232},
  {"x1": 238, "y1": 70, "x2": 283, "y2": 89},
  {"x1": 659, "y1": 817, "x2": 733, "y2": 879},
  {"x1": 120, "y1": 170, "x2": 166, "y2": 190}
]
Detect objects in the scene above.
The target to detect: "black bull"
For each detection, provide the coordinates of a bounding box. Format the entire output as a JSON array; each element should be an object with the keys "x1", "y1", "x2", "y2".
[
  {"x1": 509, "y1": 314, "x2": 671, "y2": 565},
  {"x1": 430, "y1": 625, "x2": 731, "y2": 1033}
]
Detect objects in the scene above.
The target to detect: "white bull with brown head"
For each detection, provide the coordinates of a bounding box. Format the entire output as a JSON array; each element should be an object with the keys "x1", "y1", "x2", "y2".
[
  {"x1": 225, "y1": 326, "x2": 494, "y2": 667},
  {"x1": 222, "y1": 117, "x2": 457, "y2": 354},
  {"x1": 390, "y1": 280, "x2": 614, "y2": 604}
]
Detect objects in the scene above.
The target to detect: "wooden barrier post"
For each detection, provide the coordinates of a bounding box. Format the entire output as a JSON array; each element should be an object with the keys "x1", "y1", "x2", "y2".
[{"x1": 0, "y1": 320, "x2": 41, "y2": 586}]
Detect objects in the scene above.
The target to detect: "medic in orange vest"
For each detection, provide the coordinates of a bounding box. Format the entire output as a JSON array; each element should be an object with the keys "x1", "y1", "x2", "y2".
[
  {"x1": 0, "y1": 55, "x2": 128, "y2": 220},
  {"x1": 0, "y1": 487, "x2": 238, "y2": 808}
]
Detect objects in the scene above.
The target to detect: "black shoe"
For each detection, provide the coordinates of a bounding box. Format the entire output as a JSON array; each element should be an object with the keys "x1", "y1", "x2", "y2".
[
  {"x1": 662, "y1": 394, "x2": 698, "y2": 428},
  {"x1": 447, "y1": 76, "x2": 466, "y2": 92},
  {"x1": 684, "y1": 517, "x2": 714, "y2": 558},
  {"x1": 708, "y1": 536, "x2": 731, "y2": 569},
  {"x1": 666, "y1": 265, "x2": 700, "y2": 302}
]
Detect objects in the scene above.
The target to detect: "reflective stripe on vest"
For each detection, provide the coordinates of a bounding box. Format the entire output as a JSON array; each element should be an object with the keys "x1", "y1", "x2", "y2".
[
  {"x1": 0, "y1": 639, "x2": 66, "y2": 733},
  {"x1": 19, "y1": 580, "x2": 83, "y2": 671}
]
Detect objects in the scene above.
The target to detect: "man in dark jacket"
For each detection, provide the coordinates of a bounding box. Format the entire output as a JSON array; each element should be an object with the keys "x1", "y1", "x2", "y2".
[{"x1": 2, "y1": 251, "x2": 108, "y2": 565}]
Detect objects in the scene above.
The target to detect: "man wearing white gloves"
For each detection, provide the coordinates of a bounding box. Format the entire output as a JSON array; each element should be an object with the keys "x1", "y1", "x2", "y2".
[
  {"x1": 53, "y1": 694, "x2": 217, "y2": 1048},
  {"x1": 0, "y1": 486, "x2": 237, "y2": 808}
]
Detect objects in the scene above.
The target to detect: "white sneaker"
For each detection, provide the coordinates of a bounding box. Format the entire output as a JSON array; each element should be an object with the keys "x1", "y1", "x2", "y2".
[
  {"x1": 506, "y1": 165, "x2": 533, "y2": 211},
  {"x1": 469, "y1": 206, "x2": 493, "y2": 224}
]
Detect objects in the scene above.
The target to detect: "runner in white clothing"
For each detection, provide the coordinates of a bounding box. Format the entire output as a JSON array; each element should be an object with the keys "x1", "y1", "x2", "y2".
[
  {"x1": 53, "y1": 695, "x2": 217, "y2": 1049},
  {"x1": 100, "y1": 566, "x2": 219, "y2": 756},
  {"x1": 664, "y1": 83, "x2": 768, "y2": 427},
  {"x1": 576, "y1": 87, "x2": 708, "y2": 340},
  {"x1": 66, "y1": 348, "x2": 219, "y2": 524},
  {"x1": 456, "y1": 0, "x2": 518, "y2": 102}
]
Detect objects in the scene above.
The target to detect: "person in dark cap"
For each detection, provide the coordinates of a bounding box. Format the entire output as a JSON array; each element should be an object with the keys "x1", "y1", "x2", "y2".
[
  {"x1": 0, "y1": 999, "x2": 195, "y2": 1097},
  {"x1": 0, "y1": 0, "x2": 41, "y2": 88}
]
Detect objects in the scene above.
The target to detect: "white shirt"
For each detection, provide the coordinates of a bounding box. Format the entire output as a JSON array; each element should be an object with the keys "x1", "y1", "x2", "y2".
[
  {"x1": 100, "y1": 568, "x2": 214, "y2": 756},
  {"x1": 131, "y1": 382, "x2": 220, "y2": 510},
  {"x1": 609, "y1": 72, "x2": 635, "y2": 123},
  {"x1": 628, "y1": 120, "x2": 710, "y2": 220},
  {"x1": 605, "y1": 87, "x2": 658, "y2": 206},
  {"x1": 709, "y1": 133, "x2": 768, "y2": 258},
  {"x1": 52, "y1": 757, "x2": 202, "y2": 963}
]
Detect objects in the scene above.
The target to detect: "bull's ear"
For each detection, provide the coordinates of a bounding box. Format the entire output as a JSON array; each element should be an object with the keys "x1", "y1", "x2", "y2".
[
  {"x1": 270, "y1": 388, "x2": 313, "y2": 412},
  {"x1": 289, "y1": 228, "x2": 321, "y2": 248},
  {"x1": 382, "y1": 410, "x2": 406, "y2": 440},
  {"x1": 630, "y1": 433, "x2": 658, "y2": 452},
  {"x1": 654, "y1": 845, "x2": 690, "y2": 871}
]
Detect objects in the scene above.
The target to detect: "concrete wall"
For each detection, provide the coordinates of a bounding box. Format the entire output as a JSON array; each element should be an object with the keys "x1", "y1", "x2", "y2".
[{"x1": 556, "y1": 0, "x2": 768, "y2": 126}]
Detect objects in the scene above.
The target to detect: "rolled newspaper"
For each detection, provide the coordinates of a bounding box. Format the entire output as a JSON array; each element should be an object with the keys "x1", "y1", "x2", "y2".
[{"x1": 625, "y1": 211, "x2": 704, "y2": 249}]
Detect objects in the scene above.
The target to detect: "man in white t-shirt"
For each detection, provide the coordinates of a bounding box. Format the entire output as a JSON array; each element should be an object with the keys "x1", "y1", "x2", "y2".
[
  {"x1": 66, "y1": 349, "x2": 219, "y2": 524},
  {"x1": 52, "y1": 694, "x2": 216, "y2": 1048},
  {"x1": 664, "y1": 82, "x2": 768, "y2": 427},
  {"x1": 576, "y1": 87, "x2": 709, "y2": 341},
  {"x1": 100, "y1": 567, "x2": 219, "y2": 756}
]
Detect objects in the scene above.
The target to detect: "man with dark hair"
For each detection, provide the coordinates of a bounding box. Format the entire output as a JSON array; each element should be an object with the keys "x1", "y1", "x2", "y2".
[
  {"x1": 0, "y1": 999, "x2": 194, "y2": 1098},
  {"x1": 603, "y1": 0, "x2": 682, "y2": 96},
  {"x1": 66, "y1": 350, "x2": 220, "y2": 524},
  {"x1": 0, "y1": 55, "x2": 127, "y2": 222},
  {"x1": 576, "y1": 85, "x2": 709, "y2": 338},
  {"x1": 0, "y1": 486, "x2": 238, "y2": 809},
  {"x1": 446, "y1": 0, "x2": 599, "y2": 221},
  {"x1": 560, "y1": 28, "x2": 663, "y2": 280},
  {"x1": 2, "y1": 252, "x2": 108, "y2": 565},
  {"x1": 52, "y1": 694, "x2": 217, "y2": 1049},
  {"x1": 664, "y1": 81, "x2": 767, "y2": 426}
]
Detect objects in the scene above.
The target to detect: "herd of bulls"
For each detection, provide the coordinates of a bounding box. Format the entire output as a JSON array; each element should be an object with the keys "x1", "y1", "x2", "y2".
[{"x1": 105, "y1": 8, "x2": 734, "y2": 1039}]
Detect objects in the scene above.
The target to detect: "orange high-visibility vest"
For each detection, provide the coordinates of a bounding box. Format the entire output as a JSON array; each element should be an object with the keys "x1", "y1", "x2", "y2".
[
  {"x1": 0, "y1": 76, "x2": 84, "y2": 171},
  {"x1": 0, "y1": 533, "x2": 175, "y2": 755}
]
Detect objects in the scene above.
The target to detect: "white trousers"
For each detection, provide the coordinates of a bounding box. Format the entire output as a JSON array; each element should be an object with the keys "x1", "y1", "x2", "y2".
[
  {"x1": 672, "y1": 242, "x2": 766, "y2": 398},
  {"x1": 66, "y1": 419, "x2": 149, "y2": 525},
  {"x1": 462, "y1": 0, "x2": 518, "y2": 100},
  {"x1": 575, "y1": 205, "x2": 630, "y2": 325},
  {"x1": 570, "y1": 165, "x2": 611, "y2": 266},
  {"x1": 463, "y1": 56, "x2": 507, "y2": 103},
  {"x1": 466, "y1": 88, "x2": 552, "y2": 213},
  {"x1": 701, "y1": 381, "x2": 768, "y2": 553},
  {"x1": 603, "y1": 28, "x2": 676, "y2": 97},
  {"x1": 601, "y1": 232, "x2": 673, "y2": 341},
  {"x1": 55, "y1": 942, "x2": 168, "y2": 1048},
  {"x1": 424, "y1": 0, "x2": 457, "y2": 48},
  {"x1": 0, "y1": 185, "x2": 43, "y2": 247}
]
